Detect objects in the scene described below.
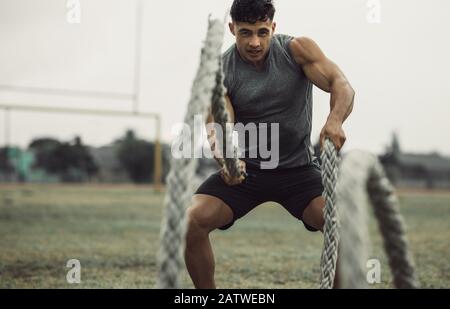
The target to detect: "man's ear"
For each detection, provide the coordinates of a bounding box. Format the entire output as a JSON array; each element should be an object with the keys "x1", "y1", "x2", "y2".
[
  {"x1": 272, "y1": 22, "x2": 277, "y2": 33},
  {"x1": 229, "y1": 22, "x2": 235, "y2": 36}
]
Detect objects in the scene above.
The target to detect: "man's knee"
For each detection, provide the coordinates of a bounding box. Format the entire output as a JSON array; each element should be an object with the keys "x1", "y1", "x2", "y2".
[
  {"x1": 186, "y1": 195, "x2": 233, "y2": 240},
  {"x1": 186, "y1": 206, "x2": 214, "y2": 237},
  {"x1": 316, "y1": 213, "x2": 325, "y2": 232},
  {"x1": 303, "y1": 196, "x2": 326, "y2": 231}
]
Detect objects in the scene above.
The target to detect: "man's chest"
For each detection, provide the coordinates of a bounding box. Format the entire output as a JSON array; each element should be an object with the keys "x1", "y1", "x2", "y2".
[{"x1": 229, "y1": 67, "x2": 307, "y2": 120}]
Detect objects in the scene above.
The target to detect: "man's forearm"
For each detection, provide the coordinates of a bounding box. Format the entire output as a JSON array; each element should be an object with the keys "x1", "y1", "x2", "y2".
[{"x1": 328, "y1": 79, "x2": 355, "y2": 124}]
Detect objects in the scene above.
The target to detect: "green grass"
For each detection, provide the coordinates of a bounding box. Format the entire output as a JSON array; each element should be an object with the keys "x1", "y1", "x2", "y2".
[{"x1": 0, "y1": 184, "x2": 449, "y2": 288}]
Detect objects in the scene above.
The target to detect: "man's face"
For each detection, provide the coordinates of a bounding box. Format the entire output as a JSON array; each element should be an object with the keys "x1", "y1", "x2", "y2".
[{"x1": 229, "y1": 19, "x2": 276, "y2": 65}]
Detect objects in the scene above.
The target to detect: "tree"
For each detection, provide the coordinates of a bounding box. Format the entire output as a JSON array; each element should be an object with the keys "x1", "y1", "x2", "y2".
[
  {"x1": 0, "y1": 147, "x2": 14, "y2": 174},
  {"x1": 69, "y1": 136, "x2": 98, "y2": 178},
  {"x1": 29, "y1": 138, "x2": 63, "y2": 173},
  {"x1": 117, "y1": 130, "x2": 154, "y2": 183},
  {"x1": 116, "y1": 129, "x2": 171, "y2": 184},
  {"x1": 28, "y1": 136, "x2": 98, "y2": 182}
]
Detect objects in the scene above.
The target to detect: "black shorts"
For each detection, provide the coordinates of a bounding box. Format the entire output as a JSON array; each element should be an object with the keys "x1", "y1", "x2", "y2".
[{"x1": 194, "y1": 163, "x2": 324, "y2": 232}]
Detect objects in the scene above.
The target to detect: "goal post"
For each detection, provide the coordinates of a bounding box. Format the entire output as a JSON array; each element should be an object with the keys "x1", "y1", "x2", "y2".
[{"x1": 0, "y1": 103, "x2": 163, "y2": 189}]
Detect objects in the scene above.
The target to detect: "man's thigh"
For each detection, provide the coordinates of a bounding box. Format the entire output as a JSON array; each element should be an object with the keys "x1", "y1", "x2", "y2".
[
  {"x1": 275, "y1": 164, "x2": 325, "y2": 232},
  {"x1": 194, "y1": 171, "x2": 264, "y2": 230}
]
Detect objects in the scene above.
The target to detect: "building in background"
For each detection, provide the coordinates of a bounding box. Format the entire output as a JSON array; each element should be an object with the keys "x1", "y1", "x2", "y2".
[
  {"x1": 2, "y1": 133, "x2": 450, "y2": 189},
  {"x1": 312, "y1": 133, "x2": 450, "y2": 189},
  {"x1": 380, "y1": 134, "x2": 450, "y2": 189},
  {"x1": 88, "y1": 145, "x2": 130, "y2": 183}
]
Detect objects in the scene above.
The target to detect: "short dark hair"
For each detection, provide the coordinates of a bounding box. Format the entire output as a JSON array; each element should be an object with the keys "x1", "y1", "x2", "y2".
[{"x1": 230, "y1": 0, "x2": 276, "y2": 24}]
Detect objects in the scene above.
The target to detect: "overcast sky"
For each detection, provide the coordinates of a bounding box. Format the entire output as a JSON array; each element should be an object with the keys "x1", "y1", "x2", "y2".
[{"x1": 0, "y1": 0, "x2": 449, "y2": 156}]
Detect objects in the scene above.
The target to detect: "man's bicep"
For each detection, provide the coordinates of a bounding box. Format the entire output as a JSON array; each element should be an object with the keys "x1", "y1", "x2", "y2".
[
  {"x1": 290, "y1": 37, "x2": 342, "y2": 93},
  {"x1": 302, "y1": 58, "x2": 342, "y2": 93}
]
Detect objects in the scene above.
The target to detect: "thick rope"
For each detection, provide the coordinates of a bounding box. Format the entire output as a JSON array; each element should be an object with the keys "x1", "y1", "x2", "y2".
[
  {"x1": 320, "y1": 139, "x2": 340, "y2": 289},
  {"x1": 156, "y1": 18, "x2": 241, "y2": 289},
  {"x1": 336, "y1": 152, "x2": 373, "y2": 289},
  {"x1": 156, "y1": 19, "x2": 225, "y2": 289},
  {"x1": 325, "y1": 150, "x2": 419, "y2": 288},
  {"x1": 211, "y1": 59, "x2": 241, "y2": 178},
  {"x1": 367, "y1": 160, "x2": 419, "y2": 288}
]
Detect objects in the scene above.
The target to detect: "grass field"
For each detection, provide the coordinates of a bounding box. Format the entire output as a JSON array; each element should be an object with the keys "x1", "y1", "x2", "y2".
[{"x1": 0, "y1": 184, "x2": 449, "y2": 289}]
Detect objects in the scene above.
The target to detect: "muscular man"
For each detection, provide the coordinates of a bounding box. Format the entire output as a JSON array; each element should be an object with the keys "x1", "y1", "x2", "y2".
[{"x1": 185, "y1": 0, "x2": 355, "y2": 289}]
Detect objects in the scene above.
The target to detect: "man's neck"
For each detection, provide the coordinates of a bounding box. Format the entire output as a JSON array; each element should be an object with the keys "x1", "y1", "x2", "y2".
[{"x1": 237, "y1": 49, "x2": 270, "y2": 71}]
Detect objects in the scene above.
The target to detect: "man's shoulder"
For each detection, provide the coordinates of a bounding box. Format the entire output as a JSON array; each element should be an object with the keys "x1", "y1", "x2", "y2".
[
  {"x1": 273, "y1": 34, "x2": 303, "y2": 66},
  {"x1": 273, "y1": 33, "x2": 295, "y2": 49},
  {"x1": 274, "y1": 33, "x2": 294, "y2": 40}
]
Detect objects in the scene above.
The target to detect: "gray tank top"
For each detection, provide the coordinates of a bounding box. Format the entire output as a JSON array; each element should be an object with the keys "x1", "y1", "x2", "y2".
[{"x1": 223, "y1": 34, "x2": 316, "y2": 170}]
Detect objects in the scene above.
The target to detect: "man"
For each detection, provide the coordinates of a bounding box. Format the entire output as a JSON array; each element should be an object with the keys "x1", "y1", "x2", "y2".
[{"x1": 185, "y1": 0, "x2": 355, "y2": 289}]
